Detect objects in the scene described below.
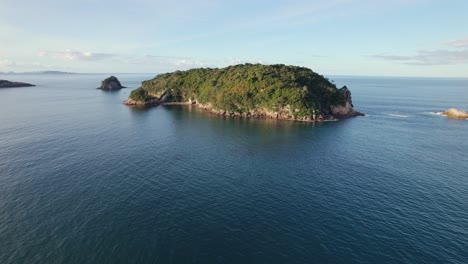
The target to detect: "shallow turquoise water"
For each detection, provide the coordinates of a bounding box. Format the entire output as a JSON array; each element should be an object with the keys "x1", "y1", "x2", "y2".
[{"x1": 0, "y1": 74, "x2": 467, "y2": 263}]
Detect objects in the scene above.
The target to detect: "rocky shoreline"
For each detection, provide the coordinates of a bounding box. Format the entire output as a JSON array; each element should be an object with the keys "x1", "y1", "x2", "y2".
[{"x1": 124, "y1": 98, "x2": 363, "y2": 122}]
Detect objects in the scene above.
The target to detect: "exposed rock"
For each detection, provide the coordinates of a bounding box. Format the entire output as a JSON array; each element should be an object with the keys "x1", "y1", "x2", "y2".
[
  {"x1": 98, "y1": 76, "x2": 125, "y2": 90},
  {"x1": 442, "y1": 108, "x2": 468, "y2": 119},
  {"x1": 124, "y1": 98, "x2": 159, "y2": 106},
  {"x1": 0, "y1": 80, "x2": 35, "y2": 88},
  {"x1": 330, "y1": 86, "x2": 364, "y2": 117}
]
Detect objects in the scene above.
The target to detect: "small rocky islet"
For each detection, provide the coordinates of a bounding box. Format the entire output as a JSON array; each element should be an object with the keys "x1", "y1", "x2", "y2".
[
  {"x1": 98, "y1": 76, "x2": 125, "y2": 90},
  {"x1": 441, "y1": 108, "x2": 468, "y2": 120},
  {"x1": 124, "y1": 63, "x2": 364, "y2": 122},
  {"x1": 0, "y1": 80, "x2": 35, "y2": 88}
]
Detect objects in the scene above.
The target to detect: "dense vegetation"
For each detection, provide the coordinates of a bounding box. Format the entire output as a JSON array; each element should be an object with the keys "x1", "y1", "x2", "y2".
[
  {"x1": 129, "y1": 64, "x2": 348, "y2": 118},
  {"x1": 128, "y1": 87, "x2": 155, "y2": 102}
]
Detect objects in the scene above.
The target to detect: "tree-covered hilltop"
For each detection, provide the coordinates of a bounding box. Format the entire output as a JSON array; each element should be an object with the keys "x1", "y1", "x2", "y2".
[{"x1": 126, "y1": 64, "x2": 361, "y2": 120}]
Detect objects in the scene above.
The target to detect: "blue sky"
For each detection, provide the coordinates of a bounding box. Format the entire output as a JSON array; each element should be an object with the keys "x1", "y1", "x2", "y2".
[{"x1": 1, "y1": 0, "x2": 467, "y2": 77}]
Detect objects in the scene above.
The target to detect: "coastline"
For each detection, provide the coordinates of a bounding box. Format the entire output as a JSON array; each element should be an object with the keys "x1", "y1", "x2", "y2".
[{"x1": 124, "y1": 99, "x2": 363, "y2": 122}]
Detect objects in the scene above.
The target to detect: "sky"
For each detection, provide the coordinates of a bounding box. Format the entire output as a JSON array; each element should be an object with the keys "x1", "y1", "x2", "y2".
[{"x1": 1, "y1": 0, "x2": 468, "y2": 77}]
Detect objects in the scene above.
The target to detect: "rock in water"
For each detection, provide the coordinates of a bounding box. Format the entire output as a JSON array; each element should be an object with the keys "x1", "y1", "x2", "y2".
[
  {"x1": 442, "y1": 108, "x2": 468, "y2": 119},
  {"x1": 98, "y1": 76, "x2": 125, "y2": 90},
  {"x1": 0, "y1": 80, "x2": 35, "y2": 88}
]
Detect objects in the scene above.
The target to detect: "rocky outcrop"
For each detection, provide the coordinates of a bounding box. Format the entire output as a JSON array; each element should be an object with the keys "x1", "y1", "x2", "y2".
[
  {"x1": 0, "y1": 80, "x2": 35, "y2": 88},
  {"x1": 98, "y1": 76, "x2": 125, "y2": 90},
  {"x1": 123, "y1": 98, "x2": 159, "y2": 106},
  {"x1": 442, "y1": 108, "x2": 468, "y2": 119},
  {"x1": 330, "y1": 86, "x2": 364, "y2": 117}
]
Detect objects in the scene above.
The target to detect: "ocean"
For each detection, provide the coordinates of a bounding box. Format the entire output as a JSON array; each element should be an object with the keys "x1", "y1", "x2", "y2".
[{"x1": 0, "y1": 73, "x2": 467, "y2": 263}]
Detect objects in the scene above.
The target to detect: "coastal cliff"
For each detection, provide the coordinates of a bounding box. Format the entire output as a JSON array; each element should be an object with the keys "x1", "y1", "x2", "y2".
[{"x1": 125, "y1": 64, "x2": 363, "y2": 121}]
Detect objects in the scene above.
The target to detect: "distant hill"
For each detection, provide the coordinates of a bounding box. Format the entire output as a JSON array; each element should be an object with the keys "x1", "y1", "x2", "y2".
[
  {"x1": 0, "y1": 71, "x2": 76, "y2": 75},
  {"x1": 40, "y1": 71, "x2": 76, "y2": 75}
]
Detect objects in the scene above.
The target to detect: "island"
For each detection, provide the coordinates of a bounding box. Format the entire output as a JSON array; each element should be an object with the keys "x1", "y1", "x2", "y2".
[
  {"x1": 124, "y1": 64, "x2": 363, "y2": 122},
  {"x1": 98, "y1": 76, "x2": 125, "y2": 90},
  {"x1": 442, "y1": 108, "x2": 468, "y2": 120},
  {"x1": 0, "y1": 80, "x2": 35, "y2": 88}
]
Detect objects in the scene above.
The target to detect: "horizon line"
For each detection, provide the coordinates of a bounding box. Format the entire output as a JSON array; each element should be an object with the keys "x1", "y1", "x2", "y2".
[{"x1": 1, "y1": 70, "x2": 467, "y2": 79}]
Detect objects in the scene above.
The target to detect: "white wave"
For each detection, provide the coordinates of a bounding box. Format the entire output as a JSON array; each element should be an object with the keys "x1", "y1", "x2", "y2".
[{"x1": 387, "y1": 114, "x2": 409, "y2": 118}]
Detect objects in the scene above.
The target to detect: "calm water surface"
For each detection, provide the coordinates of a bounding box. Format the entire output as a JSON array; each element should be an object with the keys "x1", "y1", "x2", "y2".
[{"x1": 0, "y1": 74, "x2": 467, "y2": 263}]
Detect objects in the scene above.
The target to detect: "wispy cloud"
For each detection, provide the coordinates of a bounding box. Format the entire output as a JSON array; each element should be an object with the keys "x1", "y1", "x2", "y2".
[
  {"x1": 0, "y1": 59, "x2": 17, "y2": 67},
  {"x1": 38, "y1": 50, "x2": 116, "y2": 61},
  {"x1": 37, "y1": 50, "x2": 210, "y2": 68},
  {"x1": 0, "y1": 57, "x2": 68, "y2": 70},
  {"x1": 224, "y1": 57, "x2": 266, "y2": 65},
  {"x1": 444, "y1": 37, "x2": 468, "y2": 48},
  {"x1": 370, "y1": 55, "x2": 412, "y2": 61},
  {"x1": 372, "y1": 37, "x2": 468, "y2": 65},
  {"x1": 125, "y1": 54, "x2": 213, "y2": 69},
  {"x1": 15, "y1": 49, "x2": 266, "y2": 72}
]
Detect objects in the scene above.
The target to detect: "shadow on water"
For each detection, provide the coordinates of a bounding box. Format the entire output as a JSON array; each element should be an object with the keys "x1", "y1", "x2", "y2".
[
  {"x1": 98, "y1": 89, "x2": 124, "y2": 93},
  {"x1": 160, "y1": 105, "x2": 350, "y2": 152},
  {"x1": 125, "y1": 105, "x2": 163, "y2": 121}
]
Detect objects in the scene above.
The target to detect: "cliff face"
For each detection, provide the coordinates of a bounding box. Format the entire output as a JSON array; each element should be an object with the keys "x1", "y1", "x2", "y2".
[
  {"x1": 329, "y1": 86, "x2": 362, "y2": 117},
  {"x1": 0, "y1": 80, "x2": 35, "y2": 88},
  {"x1": 125, "y1": 64, "x2": 363, "y2": 121}
]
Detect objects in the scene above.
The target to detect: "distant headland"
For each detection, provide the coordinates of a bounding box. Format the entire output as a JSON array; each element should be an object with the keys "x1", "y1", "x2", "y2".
[
  {"x1": 0, "y1": 80, "x2": 35, "y2": 88},
  {"x1": 124, "y1": 64, "x2": 363, "y2": 122}
]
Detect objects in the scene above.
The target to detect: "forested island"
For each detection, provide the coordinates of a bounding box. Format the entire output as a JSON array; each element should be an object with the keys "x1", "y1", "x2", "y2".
[{"x1": 125, "y1": 64, "x2": 363, "y2": 121}]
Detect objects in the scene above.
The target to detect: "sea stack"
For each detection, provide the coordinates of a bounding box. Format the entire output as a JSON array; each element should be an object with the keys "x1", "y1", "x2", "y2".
[
  {"x1": 0, "y1": 80, "x2": 35, "y2": 88},
  {"x1": 98, "y1": 76, "x2": 125, "y2": 90}
]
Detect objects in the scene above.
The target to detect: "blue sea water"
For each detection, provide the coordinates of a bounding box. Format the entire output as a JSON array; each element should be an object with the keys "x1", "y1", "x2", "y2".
[{"x1": 0, "y1": 74, "x2": 467, "y2": 264}]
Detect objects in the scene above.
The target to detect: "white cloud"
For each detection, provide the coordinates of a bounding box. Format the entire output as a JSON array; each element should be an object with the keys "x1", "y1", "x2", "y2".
[
  {"x1": 36, "y1": 50, "x2": 213, "y2": 69},
  {"x1": 38, "y1": 50, "x2": 116, "y2": 61},
  {"x1": 372, "y1": 36, "x2": 468, "y2": 66},
  {"x1": 0, "y1": 57, "x2": 70, "y2": 71},
  {"x1": 444, "y1": 37, "x2": 468, "y2": 48},
  {"x1": 223, "y1": 57, "x2": 267, "y2": 66},
  {"x1": 224, "y1": 57, "x2": 243, "y2": 65},
  {"x1": 126, "y1": 54, "x2": 212, "y2": 69},
  {"x1": 372, "y1": 49, "x2": 468, "y2": 65},
  {"x1": 0, "y1": 59, "x2": 17, "y2": 67}
]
